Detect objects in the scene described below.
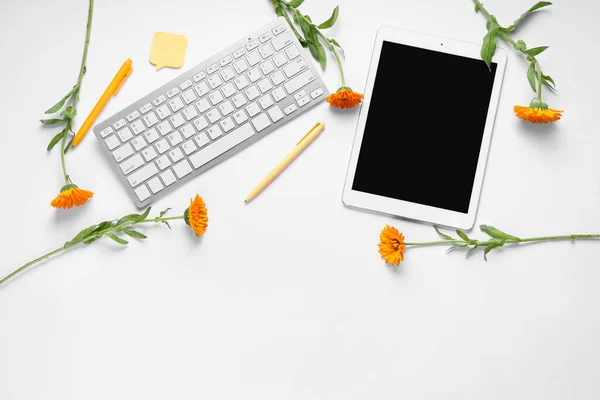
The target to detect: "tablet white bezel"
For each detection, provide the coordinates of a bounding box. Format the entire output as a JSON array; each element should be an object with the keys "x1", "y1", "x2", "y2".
[{"x1": 342, "y1": 25, "x2": 507, "y2": 230}]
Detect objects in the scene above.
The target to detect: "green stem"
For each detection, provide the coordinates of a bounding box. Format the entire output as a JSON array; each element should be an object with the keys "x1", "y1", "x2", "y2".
[
  {"x1": 315, "y1": 30, "x2": 346, "y2": 88},
  {"x1": 0, "y1": 214, "x2": 183, "y2": 288},
  {"x1": 535, "y1": 59, "x2": 543, "y2": 102},
  {"x1": 274, "y1": 0, "x2": 305, "y2": 46},
  {"x1": 59, "y1": 0, "x2": 94, "y2": 184},
  {"x1": 405, "y1": 234, "x2": 600, "y2": 248}
]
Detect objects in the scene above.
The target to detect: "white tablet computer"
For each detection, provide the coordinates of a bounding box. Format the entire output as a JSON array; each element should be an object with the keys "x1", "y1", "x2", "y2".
[{"x1": 342, "y1": 25, "x2": 507, "y2": 230}]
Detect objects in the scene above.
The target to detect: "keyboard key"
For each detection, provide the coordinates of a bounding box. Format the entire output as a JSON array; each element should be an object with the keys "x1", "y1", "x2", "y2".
[
  {"x1": 206, "y1": 63, "x2": 219, "y2": 74},
  {"x1": 272, "y1": 25, "x2": 285, "y2": 35},
  {"x1": 246, "y1": 102, "x2": 261, "y2": 117},
  {"x1": 169, "y1": 147, "x2": 184, "y2": 162},
  {"x1": 181, "y1": 123, "x2": 196, "y2": 139},
  {"x1": 167, "y1": 87, "x2": 180, "y2": 98},
  {"x1": 169, "y1": 113, "x2": 186, "y2": 129},
  {"x1": 271, "y1": 87, "x2": 287, "y2": 102},
  {"x1": 147, "y1": 177, "x2": 164, "y2": 194},
  {"x1": 245, "y1": 85, "x2": 260, "y2": 101},
  {"x1": 194, "y1": 132, "x2": 210, "y2": 148},
  {"x1": 233, "y1": 109, "x2": 248, "y2": 124},
  {"x1": 195, "y1": 82, "x2": 210, "y2": 97},
  {"x1": 113, "y1": 118, "x2": 127, "y2": 130},
  {"x1": 258, "y1": 78, "x2": 273, "y2": 93},
  {"x1": 272, "y1": 52, "x2": 288, "y2": 68},
  {"x1": 267, "y1": 105, "x2": 284, "y2": 123},
  {"x1": 284, "y1": 70, "x2": 315, "y2": 94},
  {"x1": 221, "y1": 83, "x2": 237, "y2": 98},
  {"x1": 142, "y1": 146, "x2": 158, "y2": 161},
  {"x1": 259, "y1": 94, "x2": 274, "y2": 109},
  {"x1": 193, "y1": 71, "x2": 206, "y2": 82},
  {"x1": 251, "y1": 113, "x2": 271, "y2": 132},
  {"x1": 283, "y1": 58, "x2": 308, "y2": 78},
  {"x1": 100, "y1": 126, "x2": 114, "y2": 138},
  {"x1": 134, "y1": 185, "x2": 151, "y2": 202},
  {"x1": 207, "y1": 125, "x2": 224, "y2": 139},
  {"x1": 127, "y1": 110, "x2": 140, "y2": 122},
  {"x1": 140, "y1": 103, "x2": 153, "y2": 114},
  {"x1": 246, "y1": 51, "x2": 261, "y2": 67},
  {"x1": 183, "y1": 105, "x2": 198, "y2": 121},
  {"x1": 284, "y1": 104, "x2": 297, "y2": 115},
  {"x1": 245, "y1": 40, "x2": 259, "y2": 51},
  {"x1": 208, "y1": 75, "x2": 223, "y2": 89},
  {"x1": 155, "y1": 139, "x2": 170, "y2": 154},
  {"x1": 157, "y1": 121, "x2": 173, "y2": 136},
  {"x1": 182, "y1": 140, "x2": 197, "y2": 155},
  {"x1": 232, "y1": 93, "x2": 247, "y2": 108},
  {"x1": 234, "y1": 75, "x2": 250, "y2": 91},
  {"x1": 113, "y1": 143, "x2": 134, "y2": 162},
  {"x1": 143, "y1": 111, "x2": 159, "y2": 127},
  {"x1": 117, "y1": 127, "x2": 133, "y2": 142},
  {"x1": 219, "y1": 100, "x2": 235, "y2": 116},
  {"x1": 297, "y1": 96, "x2": 310, "y2": 107},
  {"x1": 233, "y1": 47, "x2": 246, "y2": 59},
  {"x1": 272, "y1": 32, "x2": 292, "y2": 51},
  {"x1": 220, "y1": 66, "x2": 236, "y2": 82},
  {"x1": 233, "y1": 59, "x2": 248, "y2": 74},
  {"x1": 220, "y1": 117, "x2": 235, "y2": 132},
  {"x1": 128, "y1": 163, "x2": 158, "y2": 187},
  {"x1": 247, "y1": 68, "x2": 262, "y2": 83},
  {"x1": 131, "y1": 136, "x2": 147, "y2": 151},
  {"x1": 219, "y1": 55, "x2": 233, "y2": 67},
  {"x1": 130, "y1": 119, "x2": 146, "y2": 135},
  {"x1": 285, "y1": 45, "x2": 300, "y2": 60},
  {"x1": 160, "y1": 169, "x2": 176, "y2": 186},
  {"x1": 182, "y1": 89, "x2": 198, "y2": 104},
  {"x1": 258, "y1": 43, "x2": 274, "y2": 59},
  {"x1": 153, "y1": 94, "x2": 167, "y2": 106},
  {"x1": 194, "y1": 116, "x2": 209, "y2": 131},
  {"x1": 173, "y1": 159, "x2": 193, "y2": 178},
  {"x1": 156, "y1": 105, "x2": 172, "y2": 119},
  {"x1": 294, "y1": 90, "x2": 307, "y2": 101},
  {"x1": 259, "y1": 60, "x2": 275, "y2": 75},
  {"x1": 144, "y1": 128, "x2": 160, "y2": 143},
  {"x1": 195, "y1": 98, "x2": 210, "y2": 113},
  {"x1": 168, "y1": 97, "x2": 185, "y2": 112},
  {"x1": 120, "y1": 153, "x2": 144, "y2": 175},
  {"x1": 190, "y1": 123, "x2": 255, "y2": 169},
  {"x1": 156, "y1": 155, "x2": 171, "y2": 170},
  {"x1": 259, "y1": 31, "x2": 273, "y2": 43},
  {"x1": 310, "y1": 88, "x2": 324, "y2": 99},
  {"x1": 179, "y1": 79, "x2": 193, "y2": 91},
  {"x1": 208, "y1": 91, "x2": 224, "y2": 106},
  {"x1": 206, "y1": 109, "x2": 221, "y2": 124},
  {"x1": 167, "y1": 131, "x2": 183, "y2": 146}
]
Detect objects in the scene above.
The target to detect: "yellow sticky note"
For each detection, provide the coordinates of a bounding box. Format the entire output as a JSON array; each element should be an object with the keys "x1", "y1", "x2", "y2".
[{"x1": 149, "y1": 32, "x2": 188, "y2": 71}]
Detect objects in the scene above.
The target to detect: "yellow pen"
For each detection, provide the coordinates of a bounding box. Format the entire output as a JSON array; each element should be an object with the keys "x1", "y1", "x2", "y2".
[{"x1": 72, "y1": 59, "x2": 133, "y2": 147}]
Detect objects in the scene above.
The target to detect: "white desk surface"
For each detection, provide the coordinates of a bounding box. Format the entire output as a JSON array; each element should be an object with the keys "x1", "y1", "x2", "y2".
[{"x1": 1, "y1": 0, "x2": 599, "y2": 398}]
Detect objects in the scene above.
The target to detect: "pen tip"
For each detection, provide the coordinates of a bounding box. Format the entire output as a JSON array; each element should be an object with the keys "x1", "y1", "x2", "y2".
[{"x1": 244, "y1": 200, "x2": 248, "y2": 204}]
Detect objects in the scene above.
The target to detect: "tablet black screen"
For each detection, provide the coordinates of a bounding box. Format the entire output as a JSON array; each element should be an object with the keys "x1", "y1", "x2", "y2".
[{"x1": 352, "y1": 41, "x2": 497, "y2": 214}]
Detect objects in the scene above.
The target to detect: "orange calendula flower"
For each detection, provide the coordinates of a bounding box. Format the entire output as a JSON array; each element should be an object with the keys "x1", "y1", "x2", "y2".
[
  {"x1": 514, "y1": 104, "x2": 563, "y2": 124},
  {"x1": 378, "y1": 225, "x2": 406, "y2": 266},
  {"x1": 184, "y1": 195, "x2": 208, "y2": 236},
  {"x1": 50, "y1": 183, "x2": 93, "y2": 209},
  {"x1": 326, "y1": 87, "x2": 364, "y2": 109}
]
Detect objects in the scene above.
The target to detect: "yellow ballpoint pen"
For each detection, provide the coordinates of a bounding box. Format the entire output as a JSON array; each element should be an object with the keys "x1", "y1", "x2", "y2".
[
  {"x1": 72, "y1": 59, "x2": 133, "y2": 147},
  {"x1": 244, "y1": 122, "x2": 325, "y2": 204}
]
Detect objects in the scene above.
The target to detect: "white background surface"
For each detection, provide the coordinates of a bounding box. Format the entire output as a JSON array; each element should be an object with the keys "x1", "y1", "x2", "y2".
[{"x1": 1, "y1": 0, "x2": 599, "y2": 399}]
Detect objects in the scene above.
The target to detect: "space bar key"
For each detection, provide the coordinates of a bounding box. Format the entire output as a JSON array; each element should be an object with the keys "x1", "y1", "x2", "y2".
[{"x1": 190, "y1": 123, "x2": 256, "y2": 169}]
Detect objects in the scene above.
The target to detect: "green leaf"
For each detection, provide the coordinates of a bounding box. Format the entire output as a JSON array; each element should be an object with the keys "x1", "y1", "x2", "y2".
[
  {"x1": 65, "y1": 224, "x2": 98, "y2": 247},
  {"x1": 475, "y1": 4, "x2": 481, "y2": 12},
  {"x1": 139, "y1": 207, "x2": 151, "y2": 221},
  {"x1": 273, "y1": 2, "x2": 285, "y2": 17},
  {"x1": 93, "y1": 221, "x2": 114, "y2": 233},
  {"x1": 329, "y1": 38, "x2": 345, "y2": 58},
  {"x1": 63, "y1": 135, "x2": 75, "y2": 154},
  {"x1": 60, "y1": 106, "x2": 77, "y2": 119},
  {"x1": 289, "y1": 0, "x2": 304, "y2": 7},
  {"x1": 541, "y1": 74, "x2": 556, "y2": 90},
  {"x1": 514, "y1": 39, "x2": 527, "y2": 51},
  {"x1": 106, "y1": 233, "x2": 129, "y2": 245},
  {"x1": 83, "y1": 237, "x2": 101, "y2": 245},
  {"x1": 45, "y1": 87, "x2": 77, "y2": 114},
  {"x1": 456, "y1": 230, "x2": 471, "y2": 242},
  {"x1": 117, "y1": 207, "x2": 151, "y2": 225},
  {"x1": 123, "y1": 228, "x2": 148, "y2": 239},
  {"x1": 318, "y1": 6, "x2": 339, "y2": 29},
  {"x1": 525, "y1": 46, "x2": 548, "y2": 57},
  {"x1": 308, "y1": 39, "x2": 327, "y2": 69},
  {"x1": 47, "y1": 129, "x2": 67, "y2": 152},
  {"x1": 480, "y1": 225, "x2": 521, "y2": 241},
  {"x1": 40, "y1": 118, "x2": 67, "y2": 125},
  {"x1": 506, "y1": 1, "x2": 552, "y2": 32},
  {"x1": 159, "y1": 208, "x2": 171, "y2": 218},
  {"x1": 434, "y1": 226, "x2": 454, "y2": 240},
  {"x1": 465, "y1": 245, "x2": 479, "y2": 258},
  {"x1": 483, "y1": 245, "x2": 493, "y2": 261},
  {"x1": 527, "y1": 62, "x2": 537, "y2": 93},
  {"x1": 481, "y1": 20, "x2": 500, "y2": 70}
]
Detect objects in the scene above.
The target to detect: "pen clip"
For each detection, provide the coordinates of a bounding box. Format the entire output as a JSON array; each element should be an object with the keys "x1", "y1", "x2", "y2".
[
  {"x1": 113, "y1": 67, "x2": 133, "y2": 96},
  {"x1": 296, "y1": 122, "x2": 323, "y2": 146}
]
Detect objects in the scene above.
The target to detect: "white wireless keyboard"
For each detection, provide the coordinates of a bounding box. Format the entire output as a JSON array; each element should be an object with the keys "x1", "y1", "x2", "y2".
[{"x1": 93, "y1": 17, "x2": 329, "y2": 208}]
